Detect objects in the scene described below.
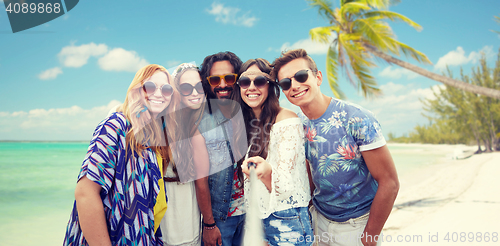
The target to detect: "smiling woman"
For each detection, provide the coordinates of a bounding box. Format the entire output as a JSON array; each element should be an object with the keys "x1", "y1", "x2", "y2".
[
  {"x1": 63, "y1": 64, "x2": 180, "y2": 246},
  {"x1": 234, "y1": 58, "x2": 313, "y2": 245},
  {"x1": 157, "y1": 63, "x2": 207, "y2": 246}
]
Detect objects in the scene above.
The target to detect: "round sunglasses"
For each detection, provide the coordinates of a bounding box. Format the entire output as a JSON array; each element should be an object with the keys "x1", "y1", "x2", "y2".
[
  {"x1": 142, "y1": 81, "x2": 174, "y2": 97},
  {"x1": 207, "y1": 73, "x2": 237, "y2": 87},
  {"x1": 278, "y1": 69, "x2": 310, "y2": 91},
  {"x1": 179, "y1": 82, "x2": 204, "y2": 96},
  {"x1": 237, "y1": 75, "x2": 269, "y2": 89}
]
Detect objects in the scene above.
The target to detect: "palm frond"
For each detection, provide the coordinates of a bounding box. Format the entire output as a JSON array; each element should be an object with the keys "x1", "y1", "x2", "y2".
[
  {"x1": 308, "y1": 0, "x2": 338, "y2": 25},
  {"x1": 492, "y1": 15, "x2": 500, "y2": 34},
  {"x1": 349, "y1": 55, "x2": 381, "y2": 97},
  {"x1": 340, "y1": 2, "x2": 371, "y2": 17},
  {"x1": 394, "y1": 40, "x2": 432, "y2": 64},
  {"x1": 355, "y1": 0, "x2": 397, "y2": 10},
  {"x1": 326, "y1": 45, "x2": 346, "y2": 99},
  {"x1": 363, "y1": 10, "x2": 422, "y2": 31},
  {"x1": 310, "y1": 26, "x2": 339, "y2": 44},
  {"x1": 338, "y1": 33, "x2": 368, "y2": 65},
  {"x1": 338, "y1": 33, "x2": 379, "y2": 97},
  {"x1": 355, "y1": 18, "x2": 398, "y2": 54}
]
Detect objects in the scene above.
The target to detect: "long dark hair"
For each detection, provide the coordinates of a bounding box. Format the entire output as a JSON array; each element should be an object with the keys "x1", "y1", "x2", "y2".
[
  {"x1": 234, "y1": 58, "x2": 281, "y2": 159},
  {"x1": 200, "y1": 51, "x2": 243, "y2": 100},
  {"x1": 168, "y1": 63, "x2": 207, "y2": 182}
]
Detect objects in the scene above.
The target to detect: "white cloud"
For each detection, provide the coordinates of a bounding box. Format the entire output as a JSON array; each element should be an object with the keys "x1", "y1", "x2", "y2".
[
  {"x1": 166, "y1": 60, "x2": 182, "y2": 69},
  {"x1": 58, "y1": 42, "x2": 108, "y2": 67},
  {"x1": 38, "y1": 67, "x2": 63, "y2": 80},
  {"x1": 39, "y1": 43, "x2": 151, "y2": 78},
  {"x1": 0, "y1": 100, "x2": 122, "y2": 141},
  {"x1": 280, "y1": 36, "x2": 335, "y2": 55},
  {"x1": 206, "y1": 2, "x2": 258, "y2": 27},
  {"x1": 354, "y1": 82, "x2": 444, "y2": 137},
  {"x1": 379, "y1": 66, "x2": 419, "y2": 80},
  {"x1": 98, "y1": 48, "x2": 149, "y2": 72},
  {"x1": 434, "y1": 46, "x2": 494, "y2": 71},
  {"x1": 267, "y1": 47, "x2": 279, "y2": 52}
]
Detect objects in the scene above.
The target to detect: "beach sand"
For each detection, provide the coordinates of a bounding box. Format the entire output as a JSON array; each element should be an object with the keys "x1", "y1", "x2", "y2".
[{"x1": 382, "y1": 144, "x2": 500, "y2": 245}]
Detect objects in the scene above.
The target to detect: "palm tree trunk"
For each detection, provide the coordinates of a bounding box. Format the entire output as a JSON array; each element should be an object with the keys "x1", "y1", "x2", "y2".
[
  {"x1": 470, "y1": 121, "x2": 482, "y2": 154},
  {"x1": 363, "y1": 45, "x2": 500, "y2": 99}
]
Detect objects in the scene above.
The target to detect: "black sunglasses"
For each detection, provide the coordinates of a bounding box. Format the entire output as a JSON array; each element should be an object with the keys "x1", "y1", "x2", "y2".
[
  {"x1": 179, "y1": 82, "x2": 204, "y2": 96},
  {"x1": 142, "y1": 81, "x2": 174, "y2": 97},
  {"x1": 278, "y1": 69, "x2": 310, "y2": 91},
  {"x1": 206, "y1": 74, "x2": 238, "y2": 87},
  {"x1": 237, "y1": 76, "x2": 269, "y2": 89}
]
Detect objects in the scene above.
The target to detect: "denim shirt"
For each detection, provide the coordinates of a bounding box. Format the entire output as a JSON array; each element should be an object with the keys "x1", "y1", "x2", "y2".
[{"x1": 198, "y1": 100, "x2": 247, "y2": 221}]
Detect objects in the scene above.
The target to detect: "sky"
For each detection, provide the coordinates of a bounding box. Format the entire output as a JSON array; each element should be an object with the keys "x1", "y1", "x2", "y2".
[{"x1": 0, "y1": 0, "x2": 499, "y2": 141}]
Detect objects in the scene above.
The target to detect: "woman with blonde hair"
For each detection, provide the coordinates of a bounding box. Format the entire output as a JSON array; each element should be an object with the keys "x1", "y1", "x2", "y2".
[{"x1": 63, "y1": 64, "x2": 179, "y2": 245}]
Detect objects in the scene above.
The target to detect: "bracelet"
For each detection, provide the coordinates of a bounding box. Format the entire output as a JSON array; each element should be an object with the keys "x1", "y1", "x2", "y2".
[
  {"x1": 202, "y1": 221, "x2": 216, "y2": 227},
  {"x1": 204, "y1": 225, "x2": 217, "y2": 230}
]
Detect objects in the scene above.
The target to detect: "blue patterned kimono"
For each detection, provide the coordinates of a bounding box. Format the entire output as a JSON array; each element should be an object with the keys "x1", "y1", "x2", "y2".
[{"x1": 63, "y1": 112, "x2": 164, "y2": 246}]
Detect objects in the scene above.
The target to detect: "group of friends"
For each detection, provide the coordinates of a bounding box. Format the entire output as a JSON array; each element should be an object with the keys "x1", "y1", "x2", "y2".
[{"x1": 63, "y1": 49, "x2": 400, "y2": 246}]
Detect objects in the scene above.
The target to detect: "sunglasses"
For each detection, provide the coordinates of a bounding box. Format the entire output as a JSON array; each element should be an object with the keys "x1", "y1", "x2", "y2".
[
  {"x1": 142, "y1": 81, "x2": 174, "y2": 97},
  {"x1": 278, "y1": 69, "x2": 310, "y2": 91},
  {"x1": 179, "y1": 82, "x2": 204, "y2": 96},
  {"x1": 207, "y1": 73, "x2": 238, "y2": 87},
  {"x1": 237, "y1": 76, "x2": 269, "y2": 89}
]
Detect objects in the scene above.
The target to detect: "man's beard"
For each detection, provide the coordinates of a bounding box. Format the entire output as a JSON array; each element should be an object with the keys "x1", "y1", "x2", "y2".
[{"x1": 213, "y1": 86, "x2": 234, "y2": 101}]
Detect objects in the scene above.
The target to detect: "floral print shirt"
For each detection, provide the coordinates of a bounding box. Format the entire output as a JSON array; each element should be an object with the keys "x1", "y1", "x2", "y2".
[{"x1": 299, "y1": 98, "x2": 386, "y2": 222}]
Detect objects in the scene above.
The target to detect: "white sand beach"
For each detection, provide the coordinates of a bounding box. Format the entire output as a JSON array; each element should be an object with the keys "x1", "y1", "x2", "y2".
[{"x1": 382, "y1": 144, "x2": 500, "y2": 245}]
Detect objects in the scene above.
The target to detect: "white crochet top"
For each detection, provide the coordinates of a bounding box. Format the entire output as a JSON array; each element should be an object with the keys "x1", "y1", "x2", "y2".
[{"x1": 244, "y1": 117, "x2": 311, "y2": 219}]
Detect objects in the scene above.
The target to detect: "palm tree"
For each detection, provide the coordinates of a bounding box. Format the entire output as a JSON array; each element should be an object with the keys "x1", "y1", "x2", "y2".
[{"x1": 308, "y1": 0, "x2": 500, "y2": 99}]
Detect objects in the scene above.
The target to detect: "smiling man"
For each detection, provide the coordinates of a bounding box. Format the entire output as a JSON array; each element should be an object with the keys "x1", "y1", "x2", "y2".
[
  {"x1": 271, "y1": 49, "x2": 399, "y2": 246},
  {"x1": 195, "y1": 51, "x2": 246, "y2": 246}
]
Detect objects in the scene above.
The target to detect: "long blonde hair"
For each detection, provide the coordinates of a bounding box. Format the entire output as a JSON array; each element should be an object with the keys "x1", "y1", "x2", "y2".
[{"x1": 118, "y1": 64, "x2": 180, "y2": 161}]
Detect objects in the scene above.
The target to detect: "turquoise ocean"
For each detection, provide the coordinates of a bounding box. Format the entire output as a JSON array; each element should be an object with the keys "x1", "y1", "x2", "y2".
[{"x1": 0, "y1": 142, "x2": 450, "y2": 245}]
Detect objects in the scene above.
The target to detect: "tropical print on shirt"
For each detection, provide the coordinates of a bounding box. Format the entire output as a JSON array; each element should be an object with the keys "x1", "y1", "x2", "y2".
[
  {"x1": 228, "y1": 162, "x2": 244, "y2": 217},
  {"x1": 299, "y1": 98, "x2": 386, "y2": 222},
  {"x1": 63, "y1": 112, "x2": 164, "y2": 246}
]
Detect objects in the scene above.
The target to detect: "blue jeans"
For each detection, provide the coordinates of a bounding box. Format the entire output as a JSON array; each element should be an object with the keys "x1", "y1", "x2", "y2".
[
  {"x1": 215, "y1": 214, "x2": 245, "y2": 246},
  {"x1": 263, "y1": 207, "x2": 313, "y2": 246}
]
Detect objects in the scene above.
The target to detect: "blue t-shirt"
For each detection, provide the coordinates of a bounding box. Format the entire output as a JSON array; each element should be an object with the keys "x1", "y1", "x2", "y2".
[{"x1": 299, "y1": 98, "x2": 386, "y2": 222}]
